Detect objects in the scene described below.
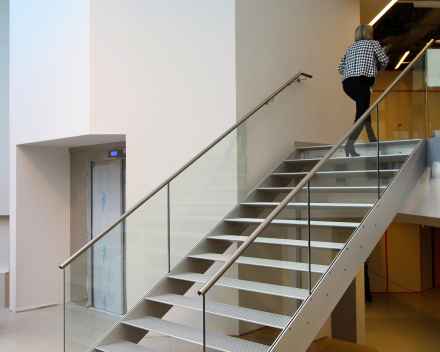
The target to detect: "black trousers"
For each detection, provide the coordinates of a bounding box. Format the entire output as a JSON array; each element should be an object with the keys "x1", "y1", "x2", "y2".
[
  {"x1": 364, "y1": 263, "x2": 372, "y2": 301},
  {"x1": 343, "y1": 76, "x2": 377, "y2": 142}
]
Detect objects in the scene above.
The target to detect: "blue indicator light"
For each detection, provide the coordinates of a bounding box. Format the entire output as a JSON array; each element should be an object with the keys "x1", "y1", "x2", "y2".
[{"x1": 110, "y1": 151, "x2": 118, "y2": 157}]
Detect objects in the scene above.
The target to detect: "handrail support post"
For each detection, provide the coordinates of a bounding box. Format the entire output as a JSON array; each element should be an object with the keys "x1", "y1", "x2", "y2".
[
  {"x1": 203, "y1": 295, "x2": 206, "y2": 352},
  {"x1": 307, "y1": 181, "x2": 311, "y2": 295},
  {"x1": 377, "y1": 106, "x2": 380, "y2": 199},
  {"x1": 167, "y1": 182, "x2": 171, "y2": 272}
]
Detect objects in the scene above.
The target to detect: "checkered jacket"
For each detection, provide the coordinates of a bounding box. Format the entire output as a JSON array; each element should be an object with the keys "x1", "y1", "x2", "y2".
[{"x1": 338, "y1": 40, "x2": 389, "y2": 82}]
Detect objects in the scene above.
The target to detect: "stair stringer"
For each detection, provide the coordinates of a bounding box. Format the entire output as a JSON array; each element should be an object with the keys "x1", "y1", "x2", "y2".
[{"x1": 269, "y1": 139, "x2": 427, "y2": 352}]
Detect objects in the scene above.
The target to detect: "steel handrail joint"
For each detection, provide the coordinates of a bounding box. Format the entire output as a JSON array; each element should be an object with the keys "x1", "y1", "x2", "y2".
[
  {"x1": 60, "y1": 71, "x2": 313, "y2": 269},
  {"x1": 197, "y1": 38, "x2": 435, "y2": 296}
]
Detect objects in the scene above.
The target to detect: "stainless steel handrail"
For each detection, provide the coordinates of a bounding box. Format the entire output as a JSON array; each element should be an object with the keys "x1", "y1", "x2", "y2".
[
  {"x1": 60, "y1": 71, "x2": 313, "y2": 269},
  {"x1": 198, "y1": 39, "x2": 435, "y2": 296}
]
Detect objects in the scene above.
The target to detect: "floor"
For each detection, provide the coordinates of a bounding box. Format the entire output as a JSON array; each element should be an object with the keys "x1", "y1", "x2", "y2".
[
  {"x1": 0, "y1": 305, "x2": 63, "y2": 352},
  {"x1": 0, "y1": 289, "x2": 439, "y2": 352},
  {"x1": 365, "y1": 288, "x2": 440, "y2": 352},
  {"x1": 236, "y1": 328, "x2": 378, "y2": 352}
]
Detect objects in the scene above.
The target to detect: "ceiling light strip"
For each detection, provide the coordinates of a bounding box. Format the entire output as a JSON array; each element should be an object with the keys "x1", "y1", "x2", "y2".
[
  {"x1": 395, "y1": 51, "x2": 410, "y2": 69},
  {"x1": 369, "y1": 0, "x2": 398, "y2": 26}
]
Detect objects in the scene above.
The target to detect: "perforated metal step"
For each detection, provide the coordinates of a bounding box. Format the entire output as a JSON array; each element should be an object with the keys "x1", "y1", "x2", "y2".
[
  {"x1": 208, "y1": 235, "x2": 345, "y2": 250},
  {"x1": 146, "y1": 293, "x2": 290, "y2": 329},
  {"x1": 123, "y1": 316, "x2": 268, "y2": 352},
  {"x1": 296, "y1": 145, "x2": 333, "y2": 151},
  {"x1": 189, "y1": 253, "x2": 329, "y2": 274},
  {"x1": 257, "y1": 186, "x2": 386, "y2": 193},
  {"x1": 96, "y1": 341, "x2": 158, "y2": 352},
  {"x1": 271, "y1": 169, "x2": 398, "y2": 178},
  {"x1": 241, "y1": 202, "x2": 373, "y2": 210},
  {"x1": 224, "y1": 218, "x2": 359, "y2": 228},
  {"x1": 284, "y1": 153, "x2": 409, "y2": 164},
  {"x1": 295, "y1": 139, "x2": 417, "y2": 151},
  {"x1": 168, "y1": 272, "x2": 309, "y2": 300}
]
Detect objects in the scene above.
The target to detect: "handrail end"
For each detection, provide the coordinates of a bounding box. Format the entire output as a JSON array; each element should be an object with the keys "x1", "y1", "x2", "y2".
[
  {"x1": 301, "y1": 73, "x2": 313, "y2": 78},
  {"x1": 59, "y1": 265, "x2": 64, "y2": 269},
  {"x1": 197, "y1": 290, "x2": 203, "y2": 296}
]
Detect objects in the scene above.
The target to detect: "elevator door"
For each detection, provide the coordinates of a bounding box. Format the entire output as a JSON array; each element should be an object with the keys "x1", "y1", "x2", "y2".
[{"x1": 91, "y1": 159, "x2": 125, "y2": 314}]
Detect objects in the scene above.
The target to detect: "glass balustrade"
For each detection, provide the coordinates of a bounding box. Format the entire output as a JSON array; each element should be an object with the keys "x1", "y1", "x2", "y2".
[
  {"x1": 201, "y1": 50, "x2": 432, "y2": 350},
  {"x1": 62, "y1": 43, "x2": 438, "y2": 352},
  {"x1": 63, "y1": 74, "x2": 311, "y2": 351}
]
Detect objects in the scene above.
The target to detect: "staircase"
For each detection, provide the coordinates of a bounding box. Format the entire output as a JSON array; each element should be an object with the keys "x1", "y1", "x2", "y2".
[
  {"x1": 61, "y1": 40, "x2": 436, "y2": 352},
  {"x1": 92, "y1": 139, "x2": 425, "y2": 352}
]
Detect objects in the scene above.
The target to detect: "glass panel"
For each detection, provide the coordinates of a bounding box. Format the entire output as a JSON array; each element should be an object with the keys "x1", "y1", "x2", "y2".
[
  {"x1": 200, "y1": 52, "x2": 433, "y2": 351},
  {"x1": 64, "y1": 244, "x2": 121, "y2": 352},
  {"x1": 63, "y1": 75, "x2": 314, "y2": 350},
  {"x1": 169, "y1": 123, "x2": 247, "y2": 269},
  {"x1": 125, "y1": 186, "x2": 169, "y2": 308},
  {"x1": 427, "y1": 48, "x2": 440, "y2": 137},
  {"x1": 64, "y1": 186, "x2": 168, "y2": 352},
  {"x1": 374, "y1": 53, "x2": 427, "y2": 196},
  {"x1": 374, "y1": 52, "x2": 428, "y2": 142},
  {"x1": 307, "y1": 135, "x2": 378, "y2": 293}
]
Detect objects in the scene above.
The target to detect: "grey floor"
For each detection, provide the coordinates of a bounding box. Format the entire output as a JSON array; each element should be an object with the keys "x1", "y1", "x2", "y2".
[
  {"x1": 0, "y1": 305, "x2": 63, "y2": 352},
  {"x1": 1, "y1": 288, "x2": 439, "y2": 352}
]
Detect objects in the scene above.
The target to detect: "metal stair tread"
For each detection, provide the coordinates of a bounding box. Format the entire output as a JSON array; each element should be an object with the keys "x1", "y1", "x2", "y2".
[
  {"x1": 208, "y1": 235, "x2": 345, "y2": 250},
  {"x1": 296, "y1": 145, "x2": 333, "y2": 150},
  {"x1": 168, "y1": 272, "x2": 309, "y2": 300},
  {"x1": 146, "y1": 293, "x2": 290, "y2": 329},
  {"x1": 241, "y1": 202, "x2": 373, "y2": 209},
  {"x1": 257, "y1": 186, "x2": 386, "y2": 193},
  {"x1": 296, "y1": 139, "x2": 417, "y2": 151},
  {"x1": 284, "y1": 153, "x2": 409, "y2": 163},
  {"x1": 189, "y1": 253, "x2": 329, "y2": 273},
  {"x1": 96, "y1": 341, "x2": 159, "y2": 352},
  {"x1": 224, "y1": 218, "x2": 359, "y2": 228},
  {"x1": 123, "y1": 316, "x2": 268, "y2": 352},
  {"x1": 271, "y1": 169, "x2": 398, "y2": 178}
]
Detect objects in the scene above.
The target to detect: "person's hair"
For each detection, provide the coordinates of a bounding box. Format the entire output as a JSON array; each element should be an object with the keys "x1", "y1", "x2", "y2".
[{"x1": 355, "y1": 25, "x2": 373, "y2": 41}]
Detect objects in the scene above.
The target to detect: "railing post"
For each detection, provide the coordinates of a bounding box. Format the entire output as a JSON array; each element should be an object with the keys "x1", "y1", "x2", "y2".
[
  {"x1": 63, "y1": 268, "x2": 66, "y2": 352},
  {"x1": 167, "y1": 183, "x2": 171, "y2": 272},
  {"x1": 377, "y1": 106, "x2": 380, "y2": 199},
  {"x1": 307, "y1": 181, "x2": 311, "y2": 295},
  {"x1": 203, "y1": 295, "x2": 206, "y2": 352}
]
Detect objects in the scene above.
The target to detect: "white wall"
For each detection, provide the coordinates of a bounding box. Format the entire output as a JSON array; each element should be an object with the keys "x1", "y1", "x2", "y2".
[
  {"x1": 88, "y1": 0, "x2": 237, "y2": 208},
  {"x1": 235, "y1": 0, "x2": 360, "y2": 190},
  {"x1": 12, "y1": 146, "x2": 70, "y2": 311},
  {"x1": 9, "y1": 0, "x2": 237, "y2": 311},
  {"x1": 9, "y1": 0, "x2": 90, "y2": 145},
  {"x1": 0, "y1": 0, "x2": 9, "y2": 215},
  {"x1": 9, "y1": 0, "x2": 90, "y2": 312},
  {"x1": 0, "y1": 216, "x2": 9, "y2": 272},
  {"x1": 89, "y1": 0, "x2": 239, "y2": 324}
]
